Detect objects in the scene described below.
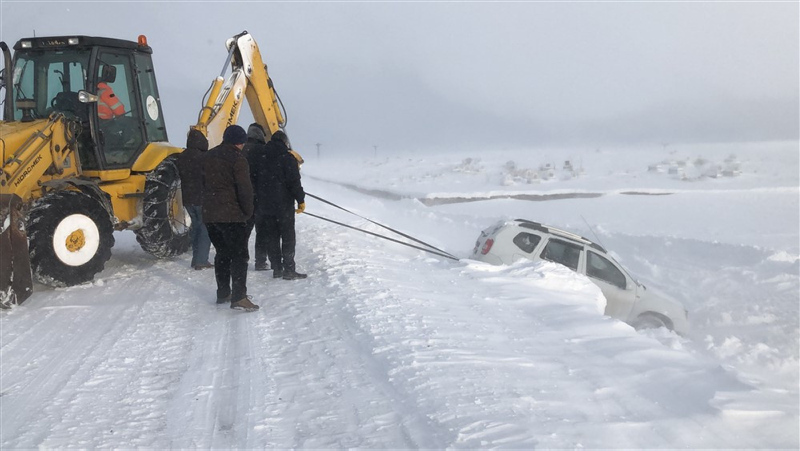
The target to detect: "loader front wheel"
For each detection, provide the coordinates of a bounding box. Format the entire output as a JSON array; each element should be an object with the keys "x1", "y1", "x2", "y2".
[
  {"x1": 28, "y1": 190, "x2": 115, "y2": 287},
  {"x1": 135, "y1": 156, "x2": 191, "y2": 258}
]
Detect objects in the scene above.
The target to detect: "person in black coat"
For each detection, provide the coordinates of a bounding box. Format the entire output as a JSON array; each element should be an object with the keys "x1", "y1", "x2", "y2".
[
  {"x1": 176, "y1": 128, "x2": 213, "y2": 270},
  {"x1": 242, "y1": 123, "x2": 268, "y2": 249},
  {"x1": 242, "y1": 122, "x2": 267, "y2": 158},
  {"x1": 203, "y1": 125, "x2": 259, "y2": 311},
  {"x1": 247, "y1": 130, "x2": 307, "y2": 280}
]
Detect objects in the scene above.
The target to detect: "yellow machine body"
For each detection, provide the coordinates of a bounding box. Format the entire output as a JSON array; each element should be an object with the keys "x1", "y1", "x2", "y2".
[{"x1": 1, "y1": 31, "x2": 295, "y2": 307}]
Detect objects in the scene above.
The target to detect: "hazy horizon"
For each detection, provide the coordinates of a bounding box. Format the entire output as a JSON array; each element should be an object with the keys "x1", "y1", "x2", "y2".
[{"x1": 1, "y1": 1, "x2": 797, "y2": 154}]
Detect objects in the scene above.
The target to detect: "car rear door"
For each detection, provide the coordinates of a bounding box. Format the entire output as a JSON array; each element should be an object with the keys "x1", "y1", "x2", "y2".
[
  {"x1": 511, "y1": 231, "x2": 543, "y2": 263},
  {"x1": 539, "y1": 238, "x2": 583, "y2": 271}
]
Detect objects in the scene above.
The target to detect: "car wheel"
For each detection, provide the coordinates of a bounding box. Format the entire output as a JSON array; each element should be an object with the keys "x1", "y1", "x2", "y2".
[{"x1": 632, "y1": 312, "x2": 673, "y2": 331}]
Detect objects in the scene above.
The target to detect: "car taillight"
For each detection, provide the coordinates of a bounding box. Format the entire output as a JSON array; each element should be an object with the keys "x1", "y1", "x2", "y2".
[{"x1": 481, "y1": 238, "x2": 494, "y2": 255}]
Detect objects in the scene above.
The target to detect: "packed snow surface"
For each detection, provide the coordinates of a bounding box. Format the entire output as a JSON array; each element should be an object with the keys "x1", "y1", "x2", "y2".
[{"x1": 1, "y1": 141, "x2": 798, "y2": 448}]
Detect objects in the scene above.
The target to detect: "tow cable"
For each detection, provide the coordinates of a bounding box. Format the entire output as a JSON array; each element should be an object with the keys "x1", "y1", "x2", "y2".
[{"x1": 303, "y1": 193, "x2": 460, "y2": 261}]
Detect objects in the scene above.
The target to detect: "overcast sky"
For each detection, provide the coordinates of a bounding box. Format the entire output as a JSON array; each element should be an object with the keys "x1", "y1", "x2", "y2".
[{"x1": 2, "y1": 1, "x2": 797, "y2": 155}]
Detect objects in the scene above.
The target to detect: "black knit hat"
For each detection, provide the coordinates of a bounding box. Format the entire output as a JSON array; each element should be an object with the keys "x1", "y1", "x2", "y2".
[
  {"x1": 271, "y1": 130, "x2": 289, "y2": 146},
  {"x1": 222, "y1": 125, "x2": 248, "y2": 145}
]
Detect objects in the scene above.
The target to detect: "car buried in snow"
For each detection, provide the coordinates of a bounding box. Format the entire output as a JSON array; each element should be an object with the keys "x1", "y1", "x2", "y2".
[{"x1": 470, "y1": 219, "x2": 689, "y2": 335}]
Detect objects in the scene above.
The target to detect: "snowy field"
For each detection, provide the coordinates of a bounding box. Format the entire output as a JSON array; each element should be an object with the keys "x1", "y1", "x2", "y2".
[{"x1": 1, "y1": 140, "x2": 798, "y2": 448}]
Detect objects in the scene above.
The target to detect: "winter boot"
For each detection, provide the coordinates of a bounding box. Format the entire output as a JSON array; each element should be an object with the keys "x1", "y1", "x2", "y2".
[
  {"x1": 282, "y1": 270, "x2": 307, "y2": 280},
  {"x1": 231, "y1": 296, "x2": 259, "y2": 312},
  {"x1": 272, "y1": 269, "x2": 283, "y2": 279},
  {"x1": 216, "y1": 295, "x2": 231, "y2": 305},
  {"x1": 255, "y1": 262, "x2": 269, "y2": 271}
]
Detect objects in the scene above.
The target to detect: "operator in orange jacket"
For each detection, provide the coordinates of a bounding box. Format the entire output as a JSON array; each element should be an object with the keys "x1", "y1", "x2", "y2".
[{"x1": 97, "y1": 65, "x2": 125, "y2": 120}]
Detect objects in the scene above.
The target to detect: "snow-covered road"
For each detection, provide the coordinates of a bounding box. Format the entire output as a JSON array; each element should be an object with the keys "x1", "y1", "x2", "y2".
[
  {"x1": 2, "y1": 143, "x2": 798, "y2": 448},
  {"x1": 1, "y1": 214, "x2": 795, "y2": 448}
]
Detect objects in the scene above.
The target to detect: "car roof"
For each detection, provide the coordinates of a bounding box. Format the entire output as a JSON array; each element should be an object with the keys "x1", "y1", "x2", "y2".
[{"x1": 511, "y1": 219, "x2": 607, "y2": 253}]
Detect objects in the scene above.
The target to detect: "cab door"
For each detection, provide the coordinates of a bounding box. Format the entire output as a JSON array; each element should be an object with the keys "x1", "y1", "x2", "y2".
[
  {"x1": 91, "y1": 49, "x2": 145, "y2": 169},
  {"x1": 132, "y1": 52, "x2": 168, "y2": 144},
  {"x1": 584, "y1": 250, "x2": 636, "y2": 320}
]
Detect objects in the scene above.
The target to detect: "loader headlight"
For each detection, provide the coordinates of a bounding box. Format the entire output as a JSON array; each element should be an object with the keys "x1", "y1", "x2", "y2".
[
  {"x1": 68, "y1": 38, "x2": 79, "y2": 45},
  {"x1": 78, "y1": 90, "x2": 99, "y2": 103},
  {"x1": 20, "y1": 41, "x2": 32, "y2": 49}
]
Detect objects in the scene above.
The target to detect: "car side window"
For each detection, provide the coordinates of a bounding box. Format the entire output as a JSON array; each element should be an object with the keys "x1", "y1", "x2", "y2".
[
  {"x1": 540, "y1": 238, "x2": 582, "y2": 271},
  {"x1": 512, "y1": 232, "x2": 542, "y2": 253},
  {"x1": 586, "y1": 251, "x2": 626, "y2": 289}
]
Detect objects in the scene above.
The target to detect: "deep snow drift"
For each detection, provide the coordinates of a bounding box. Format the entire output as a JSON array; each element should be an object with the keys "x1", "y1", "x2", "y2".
[{"x1": 1, "y1": 141, "x2": 798, "y2": 448}]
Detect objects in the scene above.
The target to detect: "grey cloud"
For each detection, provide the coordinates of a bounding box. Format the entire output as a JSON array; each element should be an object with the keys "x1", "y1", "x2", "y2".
[{"x1": 1, "y1": 1, "x2": 797, "y2": 153}]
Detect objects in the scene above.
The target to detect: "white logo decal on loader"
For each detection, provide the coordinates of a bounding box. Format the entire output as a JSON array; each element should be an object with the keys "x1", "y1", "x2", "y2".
[{"x1": 146, "y1": 95, "x2": 159, "y2": 121}]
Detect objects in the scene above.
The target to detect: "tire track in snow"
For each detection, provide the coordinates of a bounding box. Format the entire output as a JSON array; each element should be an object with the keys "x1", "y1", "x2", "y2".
[
  {"x1": 233, "y1": 223, "x2": 439, "y2": 448},
  {"x1": 1, "y1": 291, "x2": 147, "y2": 447},
  {"x1": 301, "y1": 220, "x2": 549, "y2": 447},
  {"x1": 1, "y1": 260, "x2": 201, "y2": 448}
]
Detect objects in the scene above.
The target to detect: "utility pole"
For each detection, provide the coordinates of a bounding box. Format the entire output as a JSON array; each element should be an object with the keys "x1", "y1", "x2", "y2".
[
  {"x1": 373, "y1": 145, "x2": 378, "y2": 158},
  {"x1": 316, "y1": 143, "x2": 321, "y2": 159}
]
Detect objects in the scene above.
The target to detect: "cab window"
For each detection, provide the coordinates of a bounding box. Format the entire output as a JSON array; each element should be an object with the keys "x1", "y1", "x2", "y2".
[
  {"x1": 134, "y1": 53, "x2": 168, "y2": 142},
  {"x1": 586, "y1": 251, "x2": 626, "y2": 289},
  {"x1": 540, "y1": 238, "x2": 582, "y2": 271},
  {"x1": 95, "y1": 51, "x2": 144, "y2": 167},
  {"x1": 47, "y1": 60, "x2": 85, "y2": 103},
  {"x1": 11, "y1": 49, "x2": 89, "y2": 120},
  {"x1": 513, "y1": 232, "x2": 542, "y2": 253}
]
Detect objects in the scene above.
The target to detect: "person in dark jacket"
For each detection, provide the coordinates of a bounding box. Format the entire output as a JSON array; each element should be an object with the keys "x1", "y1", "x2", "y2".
[
  {"x1": 176, "y1": 128, "x2": 213, "y2": 270},
  {"x1": 247, "y1": 130, "x2": 307, "y2": 280},
  {"x1": 242, "y1": 123, "x2": 268, "y2": 256},
  {"x1": 242, "y1": 122, "x2": 267, "y2": 158},
  {"x1": 203, "y1": 125, "x2": 259, "y2": 311}
]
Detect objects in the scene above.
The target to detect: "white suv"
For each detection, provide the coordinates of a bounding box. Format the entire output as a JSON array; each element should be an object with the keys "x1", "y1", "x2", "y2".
[{"x1": 471, "y1": 219, "x2": 688, "y2": 334}]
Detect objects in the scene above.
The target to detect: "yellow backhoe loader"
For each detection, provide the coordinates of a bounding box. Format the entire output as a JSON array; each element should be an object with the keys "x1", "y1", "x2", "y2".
[{"x1": 0, "y1": 31, "x2": 289, "y2": 308}]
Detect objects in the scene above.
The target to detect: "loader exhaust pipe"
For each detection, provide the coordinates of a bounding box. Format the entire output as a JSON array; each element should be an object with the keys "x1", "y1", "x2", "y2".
[{"x1": 1, "y1": 41, "x2": 12, "y2": 121}]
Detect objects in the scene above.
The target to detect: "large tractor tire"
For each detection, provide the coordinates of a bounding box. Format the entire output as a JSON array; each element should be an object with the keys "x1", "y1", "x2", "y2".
[
  {"x1": 27, "y1": 190, "x2": 115, "y2": 287},
  {"x1": 135, "y1": 156, "x2": 191, "y2": 258}
]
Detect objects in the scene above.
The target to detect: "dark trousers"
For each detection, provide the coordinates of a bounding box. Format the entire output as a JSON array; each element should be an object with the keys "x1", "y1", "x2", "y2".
[
  {"x1": 206, "y1": 222, "x2": 250, "y2": 302},
  {"x1": 255, "y1": 211, "x2": 296, "y2": 272}
]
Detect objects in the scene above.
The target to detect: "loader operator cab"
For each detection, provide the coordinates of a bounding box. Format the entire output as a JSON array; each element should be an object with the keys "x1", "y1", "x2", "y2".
[{"x1": 5, "y1": 35, "x2": 168, "y2": 171}]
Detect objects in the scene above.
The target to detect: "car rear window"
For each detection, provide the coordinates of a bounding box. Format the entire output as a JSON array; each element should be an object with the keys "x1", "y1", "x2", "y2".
[{"x1": 513, "y1": 232, "x2": 542, "y2": 253}]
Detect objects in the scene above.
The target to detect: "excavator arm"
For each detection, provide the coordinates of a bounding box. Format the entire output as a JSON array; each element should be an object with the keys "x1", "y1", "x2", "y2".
[{"x1": 193, "y1": 31, "x2": 289, "y2": 147}]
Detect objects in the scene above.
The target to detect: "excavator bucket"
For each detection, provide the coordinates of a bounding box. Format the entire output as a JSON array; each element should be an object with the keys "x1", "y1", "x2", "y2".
[{"x1": 0, "y1": 194, "x2": 33, "y2": 308}]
